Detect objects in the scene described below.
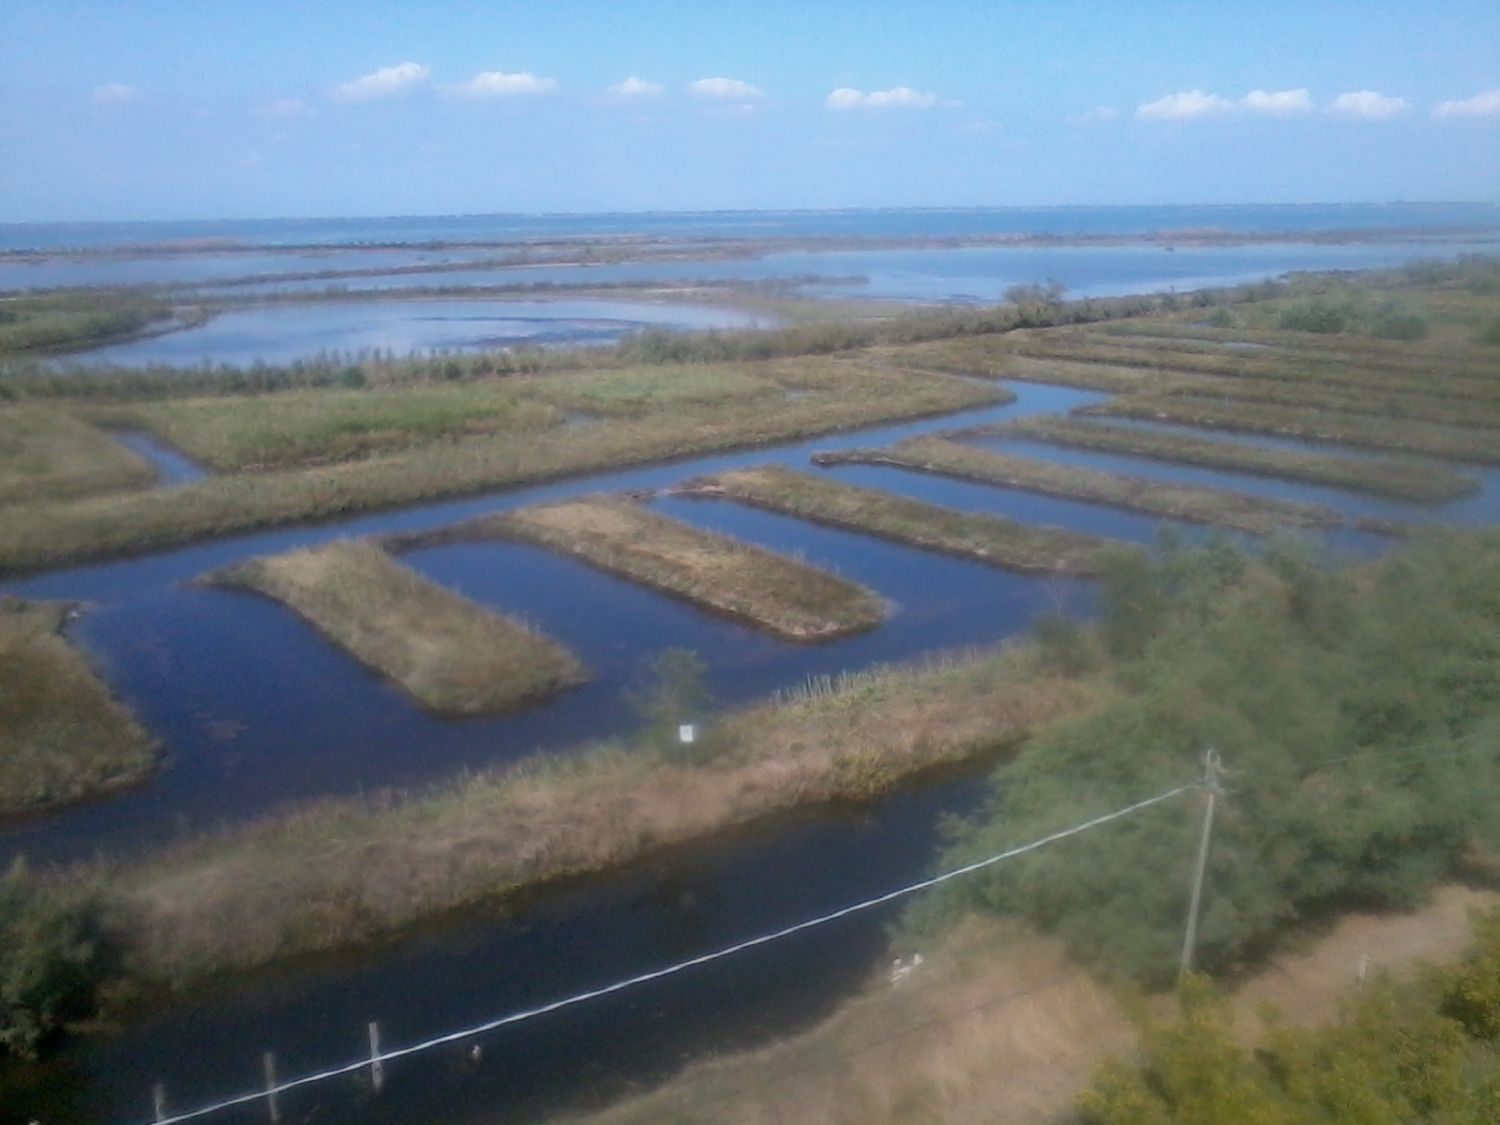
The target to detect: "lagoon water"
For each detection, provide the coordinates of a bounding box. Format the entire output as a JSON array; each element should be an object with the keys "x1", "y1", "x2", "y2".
[{"x1": 4, "y1": 204, "x2": 1499, "y2": 1123}]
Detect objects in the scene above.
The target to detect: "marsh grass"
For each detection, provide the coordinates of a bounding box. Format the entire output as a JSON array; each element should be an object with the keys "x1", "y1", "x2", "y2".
[
  {"x1": 1155, "y1": 373, "x2": 1500, "y2": 432},
  {"x1": 0, "y1": 598, "x2": 157, "y2": 816},
  {"x1": 406, "y1": 495, "x2": 885, "y2": 641},
  {"x1": 81, "y1": 382, "x2": 566, "y2": 471},
  {"x1": 1087, "y1": 395, "x2": 1500, "y2": 464},
  {"x1": 0, "y1": 361, "x2": 1004, "y2": 575},
  {"x1": 207, "y1": 540, "x2": 585, "y2": 714},
  {"x1": 978, "y1": 416, "x2": 1477, "y2": 502},
  {"x1": 683, "y1": 465, "x2": 1138, "y2": 575},
  {"x1": 0, "y1": 405, "x2": 155, "y2": 504},
  {"x1": 103, "y1": 642, "x2": 1107, "y2": 984},
  {"x1": 817, "y1": 437, "x2": 1344, "y2": 534}
]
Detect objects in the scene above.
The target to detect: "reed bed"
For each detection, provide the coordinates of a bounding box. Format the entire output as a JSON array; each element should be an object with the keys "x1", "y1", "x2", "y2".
[
  {"x1": 681, "y1": 465, "x2": 1137, "y2": 575},
  {"x1": 1156, "y1": 373, "x2": 1500, "y2": 432},
  {"x1": 81, "y1": 383, "x2": 566, "y2": 471},
  {"x1": 108, "y1": 642, "x2": 1108, "y2": 984},
  {"x1": 973, "y1": 415, "x2": 1477, "y2": 502},
  {"x1": 815, "y1": 437, "x2": 1343, "y2": 535},
  {"x1": 1015, "y1": 337, "x2": 1500, "y2": 403},
  {"x1": 0, "y1": 597, "x2": 157, "y2": 816},
  {"x1": 0, "y1": 362, "x2": 1003, "y2": 575},
  {"x1": 404, "y1": 496, "x2": 885, "y2": 641},
  {"x1": 1085, "y1": 396, "x2": 1500, "y2": 464},
  {"x1": 0, "y1": 404, "x2": 155, "y2": 504},
  {"x1": 207, "y1": 540, "x2": 585, "y2": 714}
]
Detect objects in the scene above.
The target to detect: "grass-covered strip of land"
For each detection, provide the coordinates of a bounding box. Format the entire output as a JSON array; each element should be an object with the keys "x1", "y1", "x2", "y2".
[
  {"x1": 912, "y1": 530, "x2": 1500, "y2": 989},
  {"x1": 682, "y1": 466, "x2": 1137, "y2": 576},
  {"x1": 0, "y1": 291, "x2": 178, "y2": 354},
  {"x1": 0, "y1": 362, "x2": 1004, "y2": 575},
  {"x1": 1015, "y1": 335, "x2": 1500, "y2": 404},
  {"x1": 0, "y1": 643, "x2": 1107, "y2": 1019},
  {"x1": 0, "y1": 405, "x2": 155, "y2": 504},
  {"x1": 0, "y1": 598, "x2": 157, "y2": 817},
  {"x1": 406, "y1": 497, "x2": 884, "y2": 641},
  {"x1": 977, "y1": 415, "x2": 1478, "y2": 503},
  {"x1": 82, "y1": 383, "x2": 566, "y2": 471},
  {"x1": 207, "y1": 541, "x2": 584, "y2": 715},
  {"x1": 815, "y1": 437, "x2": 1343, "y2": 535},
  {"x1": 865, "y1": 336, "x2": 1200, "y2": 394},
  {"x1": 1086, "y1": 395, "x2": 1500, "y2": 464},
  {"x1": 1156, "y1": 372, "x2": 1500, "y2": 432}
]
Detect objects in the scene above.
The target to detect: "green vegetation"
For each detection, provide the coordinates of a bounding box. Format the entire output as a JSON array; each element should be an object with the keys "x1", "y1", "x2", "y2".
[
  {"x1": 685, "y1": 465, "x2": 1138, "y2": 575},
  {"x1": 0, "y1": 861, "x2": 119, "y2": 1059},
  {"x1": 976, "y1": 415, "x2": 1478, "y2": 502},
  {"x1": 526, "y1": 363, "x2": 781, "y2": 415},
  {"x1": 208, "y1": 541, "x2": 585, "y2": 714},
  {"x1": 0, "y1": 291, "x2": 178, "y2": 354},
  {"x1": 866, "y1": 335, "x2": 1200, "y2": 394},
  {"x1": 0, "y1": 598, "x2": 157, "y2": 817},
  {"x1": 408, "y1": 495, "x2": 885, "y2": 641},
  {"x1": 1087, "y1": 395, "x2": 1500, "y2": 463},
  {"x1": 913, "y1": 531, "x2": 1500, "y2": 987},
  {"x1": 0, "y1": 360, "x2": 1004, "y2": 575},
  {"x1": 816, "y1": 436, "x2": 1343, "y2": 535},
  {"x1": 1156, "y1": 373, "x2": 1500, "y2": 432},
  {"x1": 1081, "y1": 914, "x2": 1500, "y2": 1122},
  {"x1": 0, "y1": 405, "x2": 155, "y2": 504},
  {"x1": 84, "y1": 383, "x2": 565, "y2": 471},
  {"x1": 5, "y1": 641, "x2": 1106, "y2": 995}
]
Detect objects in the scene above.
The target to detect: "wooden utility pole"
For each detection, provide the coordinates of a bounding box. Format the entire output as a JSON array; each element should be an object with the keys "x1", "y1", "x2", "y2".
[{"x1": 1179, "y1": 748, "x2": 1222, "y2": 978}]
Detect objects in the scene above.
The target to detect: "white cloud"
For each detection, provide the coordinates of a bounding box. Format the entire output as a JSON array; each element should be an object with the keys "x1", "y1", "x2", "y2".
[
  {"x1": 92, "y1": 82, "x2": 137, "y2": 104},
  {"x1": 332, "y1": 62, "x2": 430, "y2": 103},
  {"x1": 1327, "y1": 90, "x2": 1408, "y2": 120},
  {"x1": 457, "y1": 71, "x2": 557, "y2": 98},
  {"x1": 1433, "y1": 89, "x2": 1500, "y2": 119},
  {"x1": 1136, "y1": 90, "x2": 1234, "y2": 121},
  {"x1": 1068, "y1": 105, "x2": 1120, "y2": 125},
  {"x1": 607, "y1": 76, "x2": 663, "y2": 98},
  {"x1": 826, "y1": 86, "x2": 945, "y2": 110},
  {"x1": 1241, "y1": 88, "x2": 1313, "y2": 115},
  {"x1": 688, "y1": 76, "x2": 763, "y2": 100}
]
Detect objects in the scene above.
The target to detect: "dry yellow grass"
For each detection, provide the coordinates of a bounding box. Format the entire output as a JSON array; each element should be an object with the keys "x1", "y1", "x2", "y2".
[
  {"x1": 207, "y1": 540, "x2": 585, "y2": 714},
  {"x1": 424, "y1": 496, "x2": 886, "y2": 641},
  {"x1": 0, "y1": 597, "x2": 157, "y2": 816},
  {"x1": 110, "y1": 644, "x2": 1108, "y2": 984},
  {"x1": 570, "y1": 885, "x2": 1500, "y2": 1125}
]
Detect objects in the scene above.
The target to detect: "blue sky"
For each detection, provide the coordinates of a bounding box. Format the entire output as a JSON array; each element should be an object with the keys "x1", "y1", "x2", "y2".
[{"x1": 2, "y1": 1, "x2": 1498, "y2": 222}]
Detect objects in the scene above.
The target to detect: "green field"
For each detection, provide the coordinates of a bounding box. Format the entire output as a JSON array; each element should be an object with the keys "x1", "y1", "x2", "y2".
[{"x1": 0, "y1": 405, "x2": 155, "y2": 504}]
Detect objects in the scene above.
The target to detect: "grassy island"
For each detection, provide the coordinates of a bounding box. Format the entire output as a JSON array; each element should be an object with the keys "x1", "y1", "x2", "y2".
[
  {"x1": 208, "y1": 541, "x2": 585, "y2": 715},
  {"x1": 398, "y1": 496, "x2": 885, "y2": 641},
  {"x1": 0, "y1": 405, "x2": 156, "y2": 504},
  {"x1": 974, "y1": 415, "x2": 1479, "y2": 502},
  {"x1": 0, "y1": 597, "x2": 157, "y2": 816},
  {"x1": 681, "y1": 465, "x2": 1137, "y2": 576},
  {"x1": 814, "y1": 437, "x2": 1344, "y2": 534}
]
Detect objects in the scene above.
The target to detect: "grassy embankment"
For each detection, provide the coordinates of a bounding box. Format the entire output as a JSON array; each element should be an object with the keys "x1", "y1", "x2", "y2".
[
  {"x1": 815, "y1": 436, "x2": 1344, "y2": 535},
  {"x1": 968, "y1": 415, "x2": 1478, "y2": 502},
  {"x1": 0, "y1": 291, "x2": 180, "y2": 354},
  {"x1": 392, "y1": 496, "x2": 885, "y2": 641},
  {"x1": 570, "y1": 887, "x2": 1500, "y2": 1125},
  {"x1": 1083, "y1": 396, "x2": 1500, "y2": 464},
  {"x1": 0, "y1": 405, "x2": 155, "y2": 504},
  {"x1": 680, "y1": 465, "x2": 1138, "y2": 576},
  {"x1": 207, "y1": 541, "x2": 584, "y2": 715},
  {"x1": 86, "y1": 641, "x2": 1107, "y2": 986},
  {"x1": 0, "y1": 360, "x2": 1006, "y2": 575},
  {"x1": 0, "y1": 598, "x2": 157, "y2": 817}
]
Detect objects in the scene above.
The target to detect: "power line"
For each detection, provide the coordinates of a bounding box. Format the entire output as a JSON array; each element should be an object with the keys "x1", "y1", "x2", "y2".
[{"x1": 144, "y1": 781, "x2": 1195, "y2": 1125}]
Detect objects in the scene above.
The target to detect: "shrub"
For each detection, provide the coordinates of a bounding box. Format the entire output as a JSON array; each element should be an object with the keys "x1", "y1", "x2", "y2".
[
  {"x1": 0, "y1": 860, "x2": 120, "y2": 1058},
  {"x1": 1369, "y1": 300, "x2": 1429, "y2": 341},
  {"x1": 626, "y1": 648, "x2": 716, "y2": 763},
  {"x1": 1277, "y1": 299, "x2": 1354, "y2": 334}
]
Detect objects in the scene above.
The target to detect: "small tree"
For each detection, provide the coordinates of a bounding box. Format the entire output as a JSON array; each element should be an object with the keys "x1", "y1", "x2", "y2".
[{"x1": 625, "y1": 648, "x2": 714, "y2": 761}]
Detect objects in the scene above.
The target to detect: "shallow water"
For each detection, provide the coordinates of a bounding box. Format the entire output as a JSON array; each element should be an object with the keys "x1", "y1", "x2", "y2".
[
  {"x1": 53, "y1": 299, "x2": 772, "y2": 369},
  {"x1": 110, "y1": 430, "x2": 210, "y2": 486}
]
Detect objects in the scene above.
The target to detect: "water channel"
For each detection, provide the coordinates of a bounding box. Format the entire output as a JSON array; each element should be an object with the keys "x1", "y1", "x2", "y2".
[{"x1": 4, "y1": 378, "x2": 1497, "y2": 1124}]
